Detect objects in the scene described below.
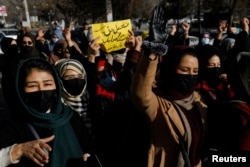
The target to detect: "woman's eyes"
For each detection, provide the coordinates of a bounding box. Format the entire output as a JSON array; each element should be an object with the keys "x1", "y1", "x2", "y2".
[
  {"x1": 63, "y1": 75, "x2": 84, "y2": 80},
  {"x1": 178, "y1": 68, "x2": 199, "y2": 74},
  {"x1": 26, "y1": 83, "x2": 53, "y2": 88},
  {"x1": 26, "y1": 84, "x2": 37, "y2": 88}
]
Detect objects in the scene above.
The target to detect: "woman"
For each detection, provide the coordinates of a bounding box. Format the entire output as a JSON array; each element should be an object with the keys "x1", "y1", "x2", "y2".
[
  {"x1": 19, "y1": 33, "x2": 41, "y2": 60},
  {"x1": 55, "y1": 58, "x2": 89, "y2": 117},
  {"x1": 195, "y1": 45, "x2": 234, "y2": 105},
  {"x1": 208, "y1": 51, "x2": 250, "y2": 152},
  {"x1": 55, "y1": 58, "x2": 94, "y2": 139},
  {"x1": 0, "y1": 57, "x2": 93, "y2": 167},
  {"x1": 130, "y1": 38, "x2": 207, "y2": 167},
  {"x1": 0, "y1": 37, "x2": 19, "y2": 119}
]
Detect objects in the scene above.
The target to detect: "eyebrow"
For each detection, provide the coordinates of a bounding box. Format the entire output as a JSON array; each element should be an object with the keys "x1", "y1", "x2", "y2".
[{"x1": 25, "y1": 79, "x2": 54, "y2": 84}]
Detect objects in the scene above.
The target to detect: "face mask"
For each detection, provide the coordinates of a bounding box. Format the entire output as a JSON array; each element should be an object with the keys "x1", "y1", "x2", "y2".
[
  {"x1": 99, "y1": 71, "x2": 116, "y2": 88},
  {"x1": 172, "y1": 74, "x2": 198, "y2": 95},
  {"x1": 201, "y1": 38, "x2": 210, "y2": 45},
  {"x1": 62, "y1": 78, "x2": 86, "y2": 96},
  {"x1": 205, "y1": 67, "x2": 221, "y2": 87},
  {"x1": 52, "y1": 37, "x2": 59, "y2": 44},
  {"x1": 10, "y1": 45, "x2": 18, "y2": 53},
  {"x1": 24, "y1": 90, "x2": 57, "y2": 113},
  {"x1": 22, "y1": 46, "x2": 33, "y2": 52}
]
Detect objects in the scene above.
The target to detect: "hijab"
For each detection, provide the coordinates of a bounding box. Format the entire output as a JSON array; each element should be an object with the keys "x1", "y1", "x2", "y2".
[
  {"x1": 20, "y1": 33, "x2": 40, "y2": 59},
  {"x1": 55, "y1": 58, "x2": 89, "y2": 116},
  {"x1": 228, "y1": 52, "x2": 250, "y2": 103},
  {"x1": 158, "y1": 45, "x2": 197, "y2": 99},
  {"x1": 16, "y1": 57, "x2": 83, "y2": 167}
]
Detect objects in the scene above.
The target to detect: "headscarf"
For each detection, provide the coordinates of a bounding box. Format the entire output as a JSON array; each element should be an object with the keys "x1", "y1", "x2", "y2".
[
  {"x1": 19, "y1": 33, "x2": 40, "y2": 59},
  {"x1": 158, "y1": 45, "x2": 197, "y2": 99},
  {"x1": 228, "y1": 52, "x2": 250, "y2": 102},
  {"x1": 55, "y1": 58, "x2": 89, "y2": 116},
  {"x1": 15, "y1": 57, "x2": 83, "y2": 167},
  {"x1": 48, "y1": 29, "x2": 65, "y2": 52},
  {"x1": 53, "y1": 29, "x2": 64, "y2": 40},
  {"x1": 195, "y1": 45, "x2": 224, "y2": 79},
  {"x1": 1, "y1": 37, "x2": 15, "y2": 54}
]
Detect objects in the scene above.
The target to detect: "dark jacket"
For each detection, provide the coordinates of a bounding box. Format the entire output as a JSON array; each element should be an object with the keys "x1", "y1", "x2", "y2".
[{"x1": 0, "y1": 58, "x2": 94, "y2": 167}]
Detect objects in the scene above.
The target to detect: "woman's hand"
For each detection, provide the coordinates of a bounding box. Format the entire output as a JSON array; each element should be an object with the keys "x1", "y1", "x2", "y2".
[
  {"x1": 36, "y1": 28, "x2": 46, "y2": 42},
  {"x1": 87, "y1": 37, "x2": 101, "y2": 63},
  {"x1": 240, "y1": 17, "x2": 249, "y2": 33},
  {"x1": 11, "y1": 135, "x2": 55, "y2": 167},
  {"x1": 135, "y1": 36, "x2": 142, "y2": 52},
  {"x1": 125, "y1": 30, "x2": 136, "y2": 49}
]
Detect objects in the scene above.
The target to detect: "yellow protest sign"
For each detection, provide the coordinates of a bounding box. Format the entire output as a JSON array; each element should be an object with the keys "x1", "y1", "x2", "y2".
[{"x1": 92, "y1": 19, "x2": 132, "y2": 53}]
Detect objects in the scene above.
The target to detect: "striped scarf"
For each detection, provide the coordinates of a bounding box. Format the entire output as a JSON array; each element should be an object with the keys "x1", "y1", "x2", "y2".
[
  {"x1": 62, "y1": 90, "x2": 89, "y2": 116},
  {"x1": 55, "y1": 58, "x2": 89, "y2": 116}
]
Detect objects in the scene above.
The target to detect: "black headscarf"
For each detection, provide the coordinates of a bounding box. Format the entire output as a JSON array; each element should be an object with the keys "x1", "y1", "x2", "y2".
[
  {"x1": 15, "y1": 57, "x2": 83, "y2": 167},
  {"x1": 228, "y1": 52, "x2": 250, "y2": 103},
  {"x1": 19, "y1": 33, "x2": 40, "y2": 59},
  {"x1": 195, "y1": 45, "x2": 225, "y2": 79}
]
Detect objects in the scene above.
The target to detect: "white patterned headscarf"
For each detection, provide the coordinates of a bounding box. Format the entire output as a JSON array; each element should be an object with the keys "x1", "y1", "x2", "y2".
[{"x1": 55, "y1": 58, "x2": 89, "y2": 116}]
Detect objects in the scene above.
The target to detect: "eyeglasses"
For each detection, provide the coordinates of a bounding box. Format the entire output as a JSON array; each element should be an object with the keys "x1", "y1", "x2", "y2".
[{"x1": 23, "y1": 41, "x2": 33, "y2": 45}]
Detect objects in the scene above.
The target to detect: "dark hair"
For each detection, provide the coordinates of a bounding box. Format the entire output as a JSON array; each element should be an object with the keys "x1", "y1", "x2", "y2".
[
  {"x1": 18, "y1": 58, "x2": 56, "y2": 95},
  {"x1": 159, "y1": 46, "x2": 197, "y2": 87},
  {"x1": 195, "y1": 45, "x2": 224, "y2": 79},
  {"x1": 228, "y1": 52, "x2": 250, "y2": 102}
]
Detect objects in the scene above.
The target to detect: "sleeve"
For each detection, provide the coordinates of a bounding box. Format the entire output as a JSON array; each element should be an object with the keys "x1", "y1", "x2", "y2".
[
  {"x1": 130, "y1": 54, "x2": 159, "y2": 121},
  {"x1": 0, "y1": 144, "x2": 19, "y2": 167}
]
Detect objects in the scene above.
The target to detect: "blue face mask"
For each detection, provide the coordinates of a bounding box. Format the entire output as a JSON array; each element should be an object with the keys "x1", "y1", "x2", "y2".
[
  {"x1": 99, "y1": 71, "x2": 116, "y2": 88},
  {"x1": 51, "y1": 37, "x2": 59, "y2": 44},
  {"x1": 201, "y1": 38, "x2": 210, "y2": 45}
]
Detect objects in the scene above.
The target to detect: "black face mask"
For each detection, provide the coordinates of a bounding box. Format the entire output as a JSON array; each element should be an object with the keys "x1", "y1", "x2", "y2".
[
  {"x1": 172, "y1": 74, "x2": 198, "y2": 95},
  {"x1": 10, "y1": 45, "x2": 18, "y2": 54},
  {"x1": 22, "y1": 46, "x2": 33, "y2": 52},
  {"x1": 205, "y1": 67, "x2": 221, "y2": 87},
  {"x1": 24, "y1": 90, "x2": 57, "y2": 113},
  {"x1": 62, "y1": 78, "x2": 86, "y2": 96}
]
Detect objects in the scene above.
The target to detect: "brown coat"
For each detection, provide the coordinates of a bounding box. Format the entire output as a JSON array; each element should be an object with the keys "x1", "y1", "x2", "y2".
[{"x1": 130, "y1": 55, "x2": 207, "y2": 167}]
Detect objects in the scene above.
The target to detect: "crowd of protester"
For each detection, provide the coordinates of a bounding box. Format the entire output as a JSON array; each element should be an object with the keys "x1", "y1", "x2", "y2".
[{"x1": 0, "y1": 5, "x2": 249, "y2": 167}]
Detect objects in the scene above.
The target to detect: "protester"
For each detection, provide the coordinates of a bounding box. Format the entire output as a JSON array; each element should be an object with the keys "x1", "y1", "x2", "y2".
[
  {"x1": 36, "y1": 28, "x2": 65, "y2": 56},
  {"x1": 19, "y1": 33, "x2": 41, "y2": 60},
  {"x1": 55, "y1": 58, "x2": 93, "y2": 133},
  {"x1": 207, "y1": 51, "x2": 250, "y2": 153},
  {"x1": 199, "y1": 32, "x2": 213, "y2": 45},
  {"x1": 78, "y1": 22, "x2": 92, "y2": 55},
  {"x1": 212, "y1": 20, "x2": 236, "y2": 59},
  {"x1": 131, "y1": 40, "x2": 207, "y2": 167},
  {"x1": 0, "y1": 57, "x2": 94, "y2": 167},
  {"x1": 165, "y1": 21, "x2": 191, "y2": 46},
  {"x1": 73, "y1": 29, "x2": 150, "y2": 167},
  {"x1": 195, "y1": 45, "x2": 234, "y2": 105},
  {"x1": 232, "y1": 17, "x2": 250, "y2": 55},
  {"x1": 0, "y1": 37, "x2": 19, "y2": 118}
]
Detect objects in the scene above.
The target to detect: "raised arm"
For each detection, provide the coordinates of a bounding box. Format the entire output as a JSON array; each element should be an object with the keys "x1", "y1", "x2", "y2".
[{"x1": 130, "y1": 39, "x2": 168, "y2": 121}]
